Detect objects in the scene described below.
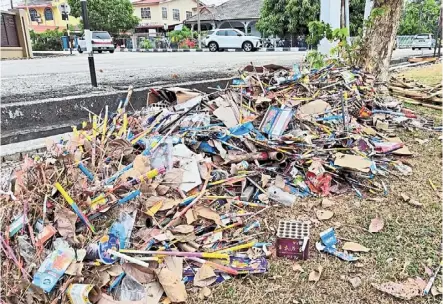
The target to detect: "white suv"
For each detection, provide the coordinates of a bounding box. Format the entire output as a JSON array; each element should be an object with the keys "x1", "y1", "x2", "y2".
[{"x1": 203, "y1": 29, "x2": 262, "y2": 52}]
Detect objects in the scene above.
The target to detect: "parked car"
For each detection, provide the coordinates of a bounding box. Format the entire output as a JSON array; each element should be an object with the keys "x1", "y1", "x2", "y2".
[
  {"x1": 78, "y1": 31, "x2": 115, "y2": 53},
  {"x1": 411, "y1": 33, "x2": 435, "y2": 50},
  {"x1": 203, "y1": 29, "x2": 261, "y2": 52}
]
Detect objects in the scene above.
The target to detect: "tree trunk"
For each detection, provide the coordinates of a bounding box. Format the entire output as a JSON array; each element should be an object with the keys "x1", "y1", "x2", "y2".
[{"x1": 357, "y1": 0, "x2": 403, "y2": 82}]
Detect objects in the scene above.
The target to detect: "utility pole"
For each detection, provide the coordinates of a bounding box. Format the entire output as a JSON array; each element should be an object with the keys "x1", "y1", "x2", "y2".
[
  {"x1": 197, "y1": 2, "x2": 201, "y2": 49},
  {"x1": 434, "y1": 4, "x2": 442, "y2": 57},
  {"x1": 80, "y1": 0, "x2": 97, "y2": 87},
  {"x1": 10, "y1": 0, "x2": 13, "y2": 9}
]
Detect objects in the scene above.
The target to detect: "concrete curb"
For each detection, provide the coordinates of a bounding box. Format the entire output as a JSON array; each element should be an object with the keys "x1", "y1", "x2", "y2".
[
  {"x1": 1, "y1": 76, "x2": 233, "y2": 147},
  {"x1": 119, "y1": 47, "x2": 305, "y2": 53}
]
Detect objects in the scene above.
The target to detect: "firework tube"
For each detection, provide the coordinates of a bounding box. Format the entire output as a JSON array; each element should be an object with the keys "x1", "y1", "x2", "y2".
[
  {"x1": 187, "y1": 256, "x2": 238, "y2": 276},
  {"x1": 107, "y1": 249, "x2": 155, "y2": 268},
  {"x1": 215, "y1": 241, "x2": 256, "y2": 253},
  {"x1": 110, "y1": 167, "x2": 165, "y2": 192},
  {"x1": 54, "y1": 182, "x2": 96, "y2": 233},
  {"x1": 119, "y1": 249, "x2": 229, "y2": 260},
  {"x1": 195, "y1": 220, "x2": 243, "y2": 242},
  {"x1": 78, "y1": 163, "x2": 94, "y2": 181},
  {"x1": 231, "y1": 200, "x2": 268, "y2": 208}
]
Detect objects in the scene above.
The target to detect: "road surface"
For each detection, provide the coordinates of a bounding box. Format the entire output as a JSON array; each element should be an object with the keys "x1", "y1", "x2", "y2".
[{"x1": 1, "y1": 49, "x2": 434, "y2": 102}]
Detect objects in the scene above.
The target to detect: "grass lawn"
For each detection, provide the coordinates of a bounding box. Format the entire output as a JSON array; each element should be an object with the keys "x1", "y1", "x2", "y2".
[{"x1": 188, "y1": 63, "x2": 443, "y2": 304}]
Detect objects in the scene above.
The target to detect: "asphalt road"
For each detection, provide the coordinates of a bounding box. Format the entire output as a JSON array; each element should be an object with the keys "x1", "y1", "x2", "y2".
[{"x1": 1, "y1": 48, "x2": 434, "y2": 103}]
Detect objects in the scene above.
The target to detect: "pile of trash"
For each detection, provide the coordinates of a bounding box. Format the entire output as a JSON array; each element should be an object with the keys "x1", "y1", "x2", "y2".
[{"x1": 1, "y1": 62, "x2": 439, "y2": 303}]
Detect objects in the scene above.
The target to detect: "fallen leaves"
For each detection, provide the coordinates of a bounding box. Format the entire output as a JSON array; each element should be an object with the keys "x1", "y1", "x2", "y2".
[
  {"x1": 194, "y1": 264, "x2": 217, "y2": 287},
  {"x1": 348, "y1": 276, "x2": 362, "y2": 288},
  {"x1": 54, "y1": 207, "x2": 77, "y2": 243},
  {"x1": 194, "y1": 206, "x2": 222, "y2": 225},
  {"x1": 171, "y1": 225, "x2": 194, "y2": 234},
  {"x1": 369, "y1": 216, "x2": 384, "y2": 233},
  {"x1": 198, "y1": 286, "x2": 212, "y2": 300},
  {"x1": 372, "y1": 278, "x2": 423, "y2": 300},
  {"x1": 65, "y1": 262, "x2": 83, "y2": 276},
  {"x1": 342, "y1": 242, "x2": 370, "y2": 253},
  {"x1": 292, "y1": 263, "x2": 304, "y2": 273},
  {"x1": 400, "y1": 194, "x2": 423, "y2": 207},
  {"x1": 155, "y1": 268, "x2": 187, "y2": 303},
  {"x1": 308, "y1": 266, "x2": 323, "y2": 283},
  {"x1": 321, "y1": 198, "x2": 335, "y2": 208},
  {"x1": 316, "y1": 210, "x2": 334, "y2": 220},
  {"x1": 122, "y1": 263, "x2": 156, "y2": 284},
  {"x1": 408, "y1": 199, "x2": 423, "y2": 207}
]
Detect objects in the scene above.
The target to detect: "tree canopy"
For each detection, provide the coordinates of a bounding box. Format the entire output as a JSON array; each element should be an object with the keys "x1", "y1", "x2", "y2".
[
  {"x1": 68, "y1": 0, "x2": 139, "y2": 36},
  {"x1": 256, "y1": 0, "x2": 365, "y2": 37},
  {"x1": 398, "y1": 0, "x2": 441, "y2": 35}
]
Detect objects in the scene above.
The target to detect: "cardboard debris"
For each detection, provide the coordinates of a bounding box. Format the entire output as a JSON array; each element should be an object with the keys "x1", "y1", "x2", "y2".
[
  {"x1": 0, "y1": 61, "x2": 434, "y2": 303},
  {"x1": 156, "y1": 268, "x2": 187, "y2": 303},
  {"x1": 334, "y1": 153, "x2": 372, "y2": 172}
]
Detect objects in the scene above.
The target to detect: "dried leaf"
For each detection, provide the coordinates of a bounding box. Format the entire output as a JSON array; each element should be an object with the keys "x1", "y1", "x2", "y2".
[
  {"x1": 54, "y1": 207, "x2": 77, "y2": 242},
  {"x1": 342, "y1": 242, "x2": 370, "y2": 252},
  {"x1": 145, "y1": 282, "x2": 164, "y2": 304},
  {"x1": 349, "y1": 276, "x2": 362, "y2": 288},
  {"x1": 408, "y1": 200, "x2": 423, "y2": 207},
  {"x1": 194, "y1": 206, "x2": 222, "y2": 225},
  {"x1": 424, "y1": 265, "x2": 433, "y2": 277},
  {"x1": 133, "y1": 154, "x2": 151, "y2": 174},
  {"x1": 414, "y1": 277, "x2": 427, "y2": 292},
  {"x1": 316, "y1": 209, "x2": 334, "y2": 220},
  {"x1": 308, "y1": 265, "x2": 323, "y2": 282},
  {"x1": 98, "y1": 271, "x2": 111, "y2": 288},
  {"x1": 65, "y1": 262, "x2": 83, "y2": 276},
  {"x1": 156, "y1": 268, "x2": 187, "y2": 303},
  {"x1": 372, "y1": 278, "x2": 421, "y2": 300},
  {"x1": 185, "y1": 209, "x2": 196, "y2": 224},
  {"x1": 292, "y1": 263, "x2": 304, "y2": 273},
  {"x1": 107, "y1": 264, "x2": 123, "y2": 277},
  {"x1": 400, "y1": 193, "x2": 410, "y2": 202},
  {"x1": 171, "y1": 225, "x2": 195, "y2": 234},
  {"x1": 164, "y1": 256, "x2": 183, "y2": 280},
  {"x1": 156, "y1": 185, "x2": 170, "y2": 196},
  {"x1": 321, "y1": 198, "x2": 334, "y2": 208},
  {"x1": 194, "y1": 264, "x2": 217, "y2": 287},
  {"x1": 198, "y1": 286, "x2": 212, "y2": 300},
  {"x1": 122, "y1": 263, "x2": 157, "y2": 284},
  {"x1": 159, "y1": 199, "x2": 180, "y2": 211},
  {"x1": 369, "y1": 217, "x2": 384, "y2": 233},
  {"x1": 431, "y1": 286, "x2": 443, "y2": 296}
]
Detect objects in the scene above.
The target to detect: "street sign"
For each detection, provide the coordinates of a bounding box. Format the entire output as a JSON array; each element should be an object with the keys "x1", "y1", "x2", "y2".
[
  {"x1": 59, "y1": 3, "x2": 71, "y2": 20},
  {"x1": 59, "y1": 3, "x2": 71, "y2": 14}
]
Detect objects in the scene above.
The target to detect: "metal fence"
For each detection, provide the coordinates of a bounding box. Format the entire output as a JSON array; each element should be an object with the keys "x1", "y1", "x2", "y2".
[{"x1": 349, "y1": 35, "x2": 415, "y2": 49}]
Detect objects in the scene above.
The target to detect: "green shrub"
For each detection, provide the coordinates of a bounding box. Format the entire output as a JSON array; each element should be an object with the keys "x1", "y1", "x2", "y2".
[
  {"x1": 31, "y1": 28, "x2": 64, "y2": 51},
  {"x1": 139, "y1": 39, "x2": 154, "y2": 49}
]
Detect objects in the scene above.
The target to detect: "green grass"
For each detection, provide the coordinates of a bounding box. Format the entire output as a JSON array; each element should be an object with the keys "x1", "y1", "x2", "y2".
[{"x1": 188, "y1": 64, "x2": 443, "y2": 304}]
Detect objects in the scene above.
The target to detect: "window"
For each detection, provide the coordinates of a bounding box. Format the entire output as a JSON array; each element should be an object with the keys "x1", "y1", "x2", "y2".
[
  {"x1": 29, "y1": 8, "x2": 38, "y2": 21},
  {"x1": 141, "y1": 7, "x2": 151, "y2": 19},
  {"x1": 226, "y1": 30, "x2": 239, "y2": 36},
  {"x1": 162, "y1": 7, "x2": 167, "y2": 19},
  {"x1": 44, "y1": 8, "x2": 53, "y2": 20},
  {"x1": 186, "y1": 11, "x2": 192, "y2": 19},
  {"x1": 173, "y1": 9, "x2": 180, "y2": 21},
  {"x1": 92, "y1": 31, "x2": 111, "y2": 39},
  {"x1": 216, "y1": 30, "x2": 226, "y2": 36}
]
